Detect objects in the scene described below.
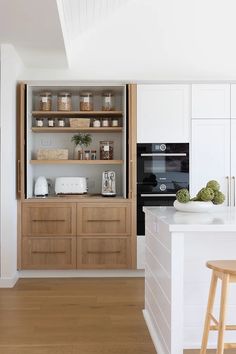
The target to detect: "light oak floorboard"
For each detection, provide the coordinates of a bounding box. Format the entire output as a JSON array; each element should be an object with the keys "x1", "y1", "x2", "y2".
[{"x1": 0, "y1": 278, "x2": 156, "y2": 354}]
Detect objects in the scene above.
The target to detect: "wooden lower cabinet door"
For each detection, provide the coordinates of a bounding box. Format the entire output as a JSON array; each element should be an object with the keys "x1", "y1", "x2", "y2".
[
  {"x1": 77, "y1": 237, "x2": 131, "y2": 269},
  {"x1": 22, "y1": 237, "x2": 76, "y2": 269},
  {"x1": 78, "y1": 203, "x2": 130, "y2": 236}
]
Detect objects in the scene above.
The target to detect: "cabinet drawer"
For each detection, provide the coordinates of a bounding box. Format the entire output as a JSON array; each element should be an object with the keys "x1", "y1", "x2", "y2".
[
  {"x1": 21, "y1": 237, "x2": 76, "y2": 269},
  {"x1": 22, "y1": 203, "x2": 76, "y2": 236},
  {"x1": 78, "y1": 204, "x2": 130, "y2": 236},
  {"x1": 77, "y1": 237, "x2": 131, "y2": 269}
]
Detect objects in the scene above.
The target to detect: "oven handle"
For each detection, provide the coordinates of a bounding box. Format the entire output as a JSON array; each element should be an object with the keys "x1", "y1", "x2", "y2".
[
  {"x1": 140, "y1": 153, "x2": 187, "y2": 157},
  {"x1": 140, "y1": 194, "x2": 176, "y2": 197}
]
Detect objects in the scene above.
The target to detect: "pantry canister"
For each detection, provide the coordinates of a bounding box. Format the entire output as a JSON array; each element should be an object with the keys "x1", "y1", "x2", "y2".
[
  {"x1": 80, "y1": 92, "x2": 93, "y2": 111},
  {"x1": 39, "y1": 92, "x2": 52, "y2": 111},
  {"x1": 100, "y1": 141, "x2": 114, "y2": 160},
  {"x1": 102, "y1": 91, "x2": 114, "y2": 111},
  {"x1": 57, "y1": 92, "x2": 72, "y2": 111}
]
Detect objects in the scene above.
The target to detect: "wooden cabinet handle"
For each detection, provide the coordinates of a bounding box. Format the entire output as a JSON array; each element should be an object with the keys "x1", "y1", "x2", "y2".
[
  {"x1": 129, "y1": 160, "x2": 133, "y2": 199},
  {"x1": 87, "y1": 250, "x2": 121, "y2": 254},
  {"x1": 32, "y1": 219, "x2": 66, "y2": 222},
  {"x1": 32, "y1": 251, "x2": 66, "y2": 254},
  {"x1": 87, "y1": 219, "x2": 120, "y2": 222},
  {"x1": 17, "y1": 160, "x2": 21, "y2": 194}
]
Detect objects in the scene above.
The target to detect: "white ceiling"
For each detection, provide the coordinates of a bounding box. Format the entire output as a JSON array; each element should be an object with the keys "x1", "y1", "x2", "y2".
[
  {"x1": 0, "y1": 0, "x2": 67, "y2": 67},
  {"x1": 1, "y1": 0, "x2": 236, "y2": 80}
]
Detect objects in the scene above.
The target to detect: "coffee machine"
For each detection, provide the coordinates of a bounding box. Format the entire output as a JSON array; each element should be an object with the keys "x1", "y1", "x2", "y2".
[{"x1": 102, "y1": 171, "x2": 116, "y2": 197}]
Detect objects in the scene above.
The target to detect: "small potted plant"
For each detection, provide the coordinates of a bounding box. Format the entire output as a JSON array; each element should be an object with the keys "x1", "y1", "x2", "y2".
[{"x1": 71, "y1": 133, "x2": 92, "y2": 160}]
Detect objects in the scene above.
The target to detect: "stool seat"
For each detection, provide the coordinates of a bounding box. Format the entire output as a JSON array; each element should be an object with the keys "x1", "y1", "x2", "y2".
[{"x1": 207, "y1": 260, "x2": 236, "y2": 275}]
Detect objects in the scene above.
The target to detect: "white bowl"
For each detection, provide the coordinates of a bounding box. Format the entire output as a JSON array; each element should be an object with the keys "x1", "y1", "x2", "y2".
[{"x1": 173, "y1": 200, "x2": 213, "y2": 213}]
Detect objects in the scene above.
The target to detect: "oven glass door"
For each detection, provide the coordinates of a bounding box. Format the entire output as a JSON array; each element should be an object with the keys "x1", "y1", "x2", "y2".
[{"x1": 137, "y1": 153, "x2": 189, "y2": 195}]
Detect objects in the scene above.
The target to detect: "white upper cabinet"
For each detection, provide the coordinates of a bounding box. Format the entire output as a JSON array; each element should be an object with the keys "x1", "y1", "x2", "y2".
[
  {"x1": 191, "y1": 119, "x2": 230, "y2": 203},
  {"x1": 192, "y1": 84, "x2": 230, "y2": 119},
  {"x1": 230, "y1": 84, "x2": 236, "y2": 119},
  {"x1": 137, "y1": 85, "x2": 190, "y2": 143}
]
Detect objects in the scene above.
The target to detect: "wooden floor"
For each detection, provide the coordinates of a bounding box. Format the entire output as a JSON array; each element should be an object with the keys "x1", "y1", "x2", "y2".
[{"x1": 0, "y1": 277, "x2": 235, "y2": 354}]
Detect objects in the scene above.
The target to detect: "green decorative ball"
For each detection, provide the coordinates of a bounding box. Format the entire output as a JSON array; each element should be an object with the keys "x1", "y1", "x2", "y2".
[
  {"x1": 198, "y1": 187, "x2": 215, "y2": 201},
  {"x1": 212, "y1": 190, "x2": 225, "y2": 205},
  {"x1": 206, "y1": 180, "x2": 220, "y2": 192},
  {"x1": 176, "y1": 188, "x2": 190, "y2": 203}
]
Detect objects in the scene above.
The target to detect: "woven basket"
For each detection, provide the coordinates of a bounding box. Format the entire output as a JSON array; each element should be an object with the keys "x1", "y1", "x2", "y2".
[{"x1": 69, "y1": 118, "x2": 91, "y2": 128}]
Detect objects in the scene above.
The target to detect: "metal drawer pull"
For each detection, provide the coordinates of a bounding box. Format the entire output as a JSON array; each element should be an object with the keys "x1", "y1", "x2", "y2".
[
  {"x1": 140, "y1": 194, "x2": 176, "y2": 197},
  {"x1": 32, "y1": 251, "x2": 66, "y2": 254},
  {"x1": 32, "y1": 219, "x2": 66, "y2": 222},
  {"x1": 141, "y1": 153, "x2": 186, "y2": 157},
  {"x1": 87, "y1": 250, "x2": 121, "y2": 254},
  {"x1": 233, "y1": 176, "x2": 235, "y2": 207},
  {"x1": 226, "y1": 176, "x2": 229, "y2": 206},
  {"x1": 87, "y1": 219, "x2": 120, "y2": 222}
]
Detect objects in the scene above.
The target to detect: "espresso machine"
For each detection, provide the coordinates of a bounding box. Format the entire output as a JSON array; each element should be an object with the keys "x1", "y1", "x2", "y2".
[{"x1": 102, "y1": 171, "x2": 116, "y2": 197}]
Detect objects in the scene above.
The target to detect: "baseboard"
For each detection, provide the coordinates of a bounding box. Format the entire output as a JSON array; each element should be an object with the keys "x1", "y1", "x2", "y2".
[
  {"x1": 19, "y1": 269, "x2": 145, "y2": 278},
  {"x1": 0, "y1": 272, "x2": 19, "y2": 288},
  {"x1": 143, "y1": 309, "x2": 165, "y2": 354}
]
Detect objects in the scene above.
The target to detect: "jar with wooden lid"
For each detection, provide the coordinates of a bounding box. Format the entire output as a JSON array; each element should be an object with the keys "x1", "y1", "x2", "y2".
[
  {"x1": 47, "y1": 118, "x2": 55, "y2": 127},
  {"x1": 39, "y1": 92, "x2": 52, "y2": 111},
  {"x1": 80, "y1": 92, "x2": 93, "y2": 111},
  {"x1": 57, "y1": 92, "x2": 72, "y2": 111},
  {"x1": 100, "y1": 141, "x2": 114, "y2": 160},
  {"x1": 102, "y1": 91, "x2": 114, "y2": 111},
  {"x1": 36, "y1": 117, "x2": 44, "y2": 127}
]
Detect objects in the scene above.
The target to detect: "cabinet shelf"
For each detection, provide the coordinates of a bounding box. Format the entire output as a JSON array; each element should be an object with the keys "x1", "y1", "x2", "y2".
[
  {"x1": 30, "y1": 160, "x2": 124, "y2": 165},
  {"x1": 32, "y1": 111, "x2": 123, "y2": 117},
  {"x1": 31, "y1": 127, "x2": 123, "y2": 133}
]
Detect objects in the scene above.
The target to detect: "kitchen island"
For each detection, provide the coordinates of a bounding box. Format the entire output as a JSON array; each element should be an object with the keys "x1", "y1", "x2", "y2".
[{"x1": 143, "y1": 206, "x2": 236, "y2": 354}]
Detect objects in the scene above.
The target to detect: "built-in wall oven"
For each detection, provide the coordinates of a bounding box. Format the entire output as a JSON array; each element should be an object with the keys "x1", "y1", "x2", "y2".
[{"x1": 137, "y1": 143, "x2": 189, "y2": 235}]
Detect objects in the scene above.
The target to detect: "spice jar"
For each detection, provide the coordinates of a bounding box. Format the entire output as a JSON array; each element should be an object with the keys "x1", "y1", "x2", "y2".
[
  {"x1": 102, "y1": 118, "x2": 109, "y2": 127},
  {"x1": 39, "y1": 92, "x2": 52, "y2": 111},
  {"x1": 36, "y1": 117, "x2": 44, "y2": 127},
  {"x1": 80, "y1": 92, "x2": 93, "y2": 111},
  {"x1": 57, "y1": 92, "x2": 72, "y2": 111},
  {"x1": 58, "y1": 118, "x2": 65, "y2": 127},
  {"x1": 100, "y1": 141, "x2": 114, "y2": 160},
  {"x1": 91, "y1": 150, "x2": 97, "y2": 160},
  {"x1": 84, "y1": 150, "x2": 90, "y2": 160},
  {"x1": 111, "y1": 118, "x2": 119, "y2": 127},
  {"x1": 93, "y1": 119, "x2": 101, "y2": 127},
  {"x1": 48, "y1": 118, "x2": 55, "y2": 127},
  {"x1": 102, "y1": 92, "x2": 114, "y2": 111}
]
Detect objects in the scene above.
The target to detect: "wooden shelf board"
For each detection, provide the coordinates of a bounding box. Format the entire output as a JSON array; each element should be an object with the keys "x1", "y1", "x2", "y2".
[
  {"x1": 30, "y1": 160, "x2": 123, "y2": 165},
  {"x1": 31, "y1": 127, "x2": 123, "y2": 133},
  {"x1": 32, "y1": 111, "x2": 123, "y2": 117}
]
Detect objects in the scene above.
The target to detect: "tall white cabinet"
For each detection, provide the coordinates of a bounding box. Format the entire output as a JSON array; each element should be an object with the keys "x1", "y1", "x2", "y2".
[
  {"x1": 191, "y1": 84, "x2": 236, "y2": 206},
  {"x1": 137, "y1": 84, "x2": 190, "y2": 143}
]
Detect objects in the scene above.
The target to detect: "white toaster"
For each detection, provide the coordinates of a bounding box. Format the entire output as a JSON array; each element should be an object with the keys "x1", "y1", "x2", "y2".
[{"x1": 55, "y1": 177, "x2": 88, "y2": 195}]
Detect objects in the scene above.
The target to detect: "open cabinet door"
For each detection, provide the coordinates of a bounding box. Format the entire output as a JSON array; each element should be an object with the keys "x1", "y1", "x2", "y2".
[
  {"x1": 127, "y1": 84, "x2": 137, "y2": 268},
  {"x1": 17, "y1": 82, "x2": 26, "y2": 200}
]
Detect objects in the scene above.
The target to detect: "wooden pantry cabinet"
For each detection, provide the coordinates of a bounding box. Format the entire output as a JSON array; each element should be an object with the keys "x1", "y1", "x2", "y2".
[{"x1": 17, "y1": 82, "x2": 137, "y2": 270}]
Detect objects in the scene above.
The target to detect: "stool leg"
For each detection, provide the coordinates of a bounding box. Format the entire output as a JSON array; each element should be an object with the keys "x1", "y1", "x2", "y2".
[
  {"x1": 200, "y1": 271, "x2": 218, "y2": 354},
  {"x1": 216, "y1": 273, "x2": 230, "y2": 354}
]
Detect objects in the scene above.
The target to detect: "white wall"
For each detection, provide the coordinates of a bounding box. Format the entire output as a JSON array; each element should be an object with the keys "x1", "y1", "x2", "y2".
[{"x1": 0, "y1": 44, "x2": 23, "y2": 287}]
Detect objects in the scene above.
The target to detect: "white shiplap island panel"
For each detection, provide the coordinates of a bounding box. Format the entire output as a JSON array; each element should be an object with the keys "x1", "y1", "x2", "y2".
[{"x1": 143, "y1": 206, "x2": 236, "y2": 354}]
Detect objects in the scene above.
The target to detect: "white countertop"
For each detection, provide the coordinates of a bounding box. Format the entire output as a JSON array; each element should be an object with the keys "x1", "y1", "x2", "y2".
[{"x1": 143, "y1": 206, "x2": 236, "y2": 232}]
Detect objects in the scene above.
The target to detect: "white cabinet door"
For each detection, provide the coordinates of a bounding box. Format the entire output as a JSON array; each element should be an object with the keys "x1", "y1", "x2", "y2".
[
  {"x1": 191, "y1": 119, "x2": 230, "y2": 204},
  {"x1": 192, "y1": 84, "x2": 230, "y2": 119},
  {"x1": 230, "y1": 84, "x2": 236, "y2": 119},
  {"x1": 137, "y1": 85, "x2": 190, "y2": 143},
  {"x1": 230, "y1": 120, "x2": 236, "y2": 206}
]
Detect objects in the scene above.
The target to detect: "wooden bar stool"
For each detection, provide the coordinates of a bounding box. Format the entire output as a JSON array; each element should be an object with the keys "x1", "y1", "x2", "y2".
[{"x1": 201, "y1": 260, "x2": 236, "y2": 354}]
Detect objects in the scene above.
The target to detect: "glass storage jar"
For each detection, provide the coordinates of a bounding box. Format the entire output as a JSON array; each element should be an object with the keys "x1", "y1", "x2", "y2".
[
  {"x1": 102, "y1": 92, "x2": 114, "y2": 111},
  {"x1": 93, "y1": 118, "x2": 101, "y2": 127},
  {"x1": 91, "y1": 150, "x2": 97, "y2": 160},
  {"x1": 48, "y1": 118, "x2": 55, "y2": 127},
  {"x1": 84, "y1": 150, "x2": 90, "y2": 160},
  {"x1": 39, "y1": 92, "x2": 52, "y2": 111},
  {"x1": 57, "y1": 92, "x2": 72, "y2": 111},
  {"x1": 102, "y1": 118, "x2": 109, "y2": 127},
  {"x1": 36, "y1": 117, "x2": 44, "y2": 127},
  {"x1": 58, "y1": 118, "x2": 65, "y2": 127},
  {"x1": 80, "y1": 92, "x2": 93, "y2": 111},
  {"x1": 100, "y1": 141, "x2": 114, "y2": 160},
  {"x1": 111, "y1": 118, "x2": 119, "y2": 127}
]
